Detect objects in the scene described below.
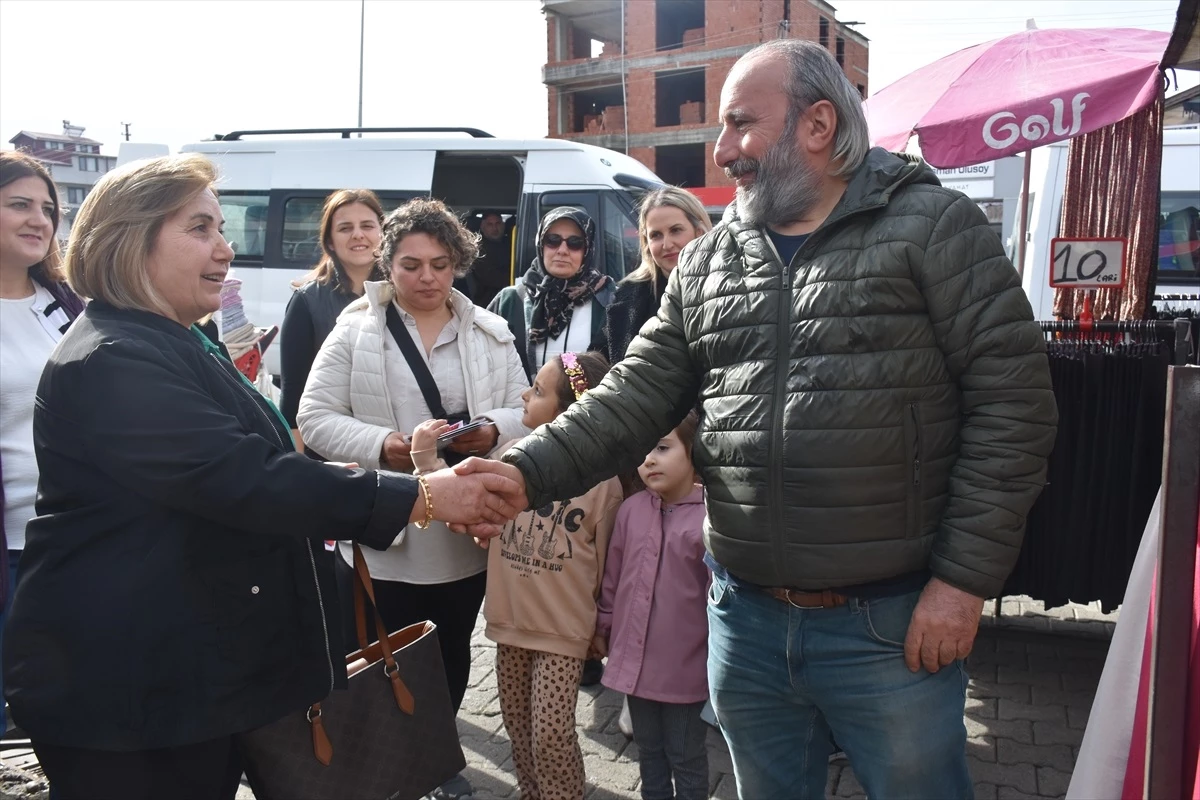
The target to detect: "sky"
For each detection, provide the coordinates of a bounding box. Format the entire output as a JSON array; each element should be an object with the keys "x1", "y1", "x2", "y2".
[{"x1": 0, "y1": 0, "x2": 1192, "y2": 156}]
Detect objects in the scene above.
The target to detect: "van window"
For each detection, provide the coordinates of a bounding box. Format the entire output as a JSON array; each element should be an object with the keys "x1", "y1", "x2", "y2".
[
  {"x1": 283, "y1": 197, "x2": 325, "y2": 263},
  {"x1": 1159, "y1": 191, "x2": 1200, "y2": 279},
  {"x1": 218, "y1": 193, "x2": 270, "y2": 258},
  {"x1": 601, "y1": 192, "x2": 641, "y2": 277}
]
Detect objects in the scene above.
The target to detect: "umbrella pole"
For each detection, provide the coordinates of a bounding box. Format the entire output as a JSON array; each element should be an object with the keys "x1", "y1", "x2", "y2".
[{"x1": 1016, "y1": 149, "x2": 1032, "y2": 278}]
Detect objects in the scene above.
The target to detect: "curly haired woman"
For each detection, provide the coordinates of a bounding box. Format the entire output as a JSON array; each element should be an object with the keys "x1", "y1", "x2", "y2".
[{"x1": 298, "y1": 197, "x2": 529, "y2": 800}]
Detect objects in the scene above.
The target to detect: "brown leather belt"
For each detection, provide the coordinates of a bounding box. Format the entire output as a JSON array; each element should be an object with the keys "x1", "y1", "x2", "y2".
[{"x1": 763, "y1": 587, "x2": 848, "y2": 609}]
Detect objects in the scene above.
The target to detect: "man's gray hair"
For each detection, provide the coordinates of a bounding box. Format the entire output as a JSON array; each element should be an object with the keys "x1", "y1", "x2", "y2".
[{"x1": 747, "y1": 39, "x2": 870, "y2": 179}]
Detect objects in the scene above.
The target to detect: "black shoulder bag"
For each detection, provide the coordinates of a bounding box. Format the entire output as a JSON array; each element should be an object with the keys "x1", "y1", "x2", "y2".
[{"x1": 384, "y1": 304, "x2": 471, "y2": 466}]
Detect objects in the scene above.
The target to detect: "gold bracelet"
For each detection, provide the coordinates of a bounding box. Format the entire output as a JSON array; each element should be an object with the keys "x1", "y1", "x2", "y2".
[{"x1": 415, "y1": 473, "x2": 435, "y2": 530}]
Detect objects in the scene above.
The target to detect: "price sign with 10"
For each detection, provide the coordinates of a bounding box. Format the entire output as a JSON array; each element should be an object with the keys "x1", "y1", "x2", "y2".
[{"x1": 1048, "y1": 238, "x2": 1126, "y2": 288}]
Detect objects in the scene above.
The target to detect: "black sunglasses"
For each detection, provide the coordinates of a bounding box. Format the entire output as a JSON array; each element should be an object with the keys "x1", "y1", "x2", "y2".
[{"x1": 542, "y1": 233, "x2": 586, "y2": 252}]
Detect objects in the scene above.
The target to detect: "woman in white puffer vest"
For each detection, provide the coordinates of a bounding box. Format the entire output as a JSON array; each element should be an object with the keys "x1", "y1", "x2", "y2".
[{"x1": 298, "y1": 197, "x2": 528, "y2": 800}]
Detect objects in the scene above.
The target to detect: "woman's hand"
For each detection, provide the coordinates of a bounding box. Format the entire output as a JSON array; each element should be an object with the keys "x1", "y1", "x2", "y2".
[
  {"x1": 447, "y1": 421, "x2": 499, "y2": 457},
  {"x1": 410, "y1": 419, "x2": 451, "y2": 455},
  {"x1": 380, "y1": 431, "x2": 414, "y2": 472},
  {"x1": 411, "y1": 459, "x2": 526, "y2": 539}
]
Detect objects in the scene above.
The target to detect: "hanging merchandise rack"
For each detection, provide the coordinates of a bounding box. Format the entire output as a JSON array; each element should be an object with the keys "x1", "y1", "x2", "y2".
[
  {"x1": 1038, "y1": 317, "x2": 1194, "y2": 366},
  {"x1": 998, "y1": 317, "x2": 1192, "y2": 615}
]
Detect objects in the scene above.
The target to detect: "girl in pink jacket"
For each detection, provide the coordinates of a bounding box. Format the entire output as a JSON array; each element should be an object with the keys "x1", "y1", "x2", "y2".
[{"x1": 591, "y1": 411, "x2": 709, "y2": 800}]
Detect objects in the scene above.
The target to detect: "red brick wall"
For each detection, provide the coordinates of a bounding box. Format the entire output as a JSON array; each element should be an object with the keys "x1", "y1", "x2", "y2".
[
  {"x1": 790, "y1": 5, "x2": 823, "y2": 43},
  {"x1": 626, "y1": 0, "x2": 655, "y2": 59},
  {"x1": 624, "y1": 67, "x2": 657, "y2": 134},
  {"x1": 706, "y1": 56, "x2": 738, "y2": 131},
  {"x1": 704, "y1": 140, "x2": 731, "y2": 188},
  {"x1": 705, "y1": 0, "x2": 768, "y2": 48},
  {"x1": 629, "y1": 146, "x2": 656, "y2": 174},
  {"x1": 547, "y1": 16, "x2": 557, "y2": 65},
  {"x1": 843, "y1": 38, "x2": 869, "y2": 96}
]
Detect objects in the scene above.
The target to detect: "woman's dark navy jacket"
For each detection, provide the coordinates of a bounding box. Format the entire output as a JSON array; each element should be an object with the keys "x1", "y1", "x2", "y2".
[{"x1": 3, "y1": 301, "x2": 417, "y2": 751}]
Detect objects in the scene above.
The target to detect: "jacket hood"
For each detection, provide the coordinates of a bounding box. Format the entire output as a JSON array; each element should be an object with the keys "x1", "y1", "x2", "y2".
[{"x1": 532, "y1": 206, "x2": 597, "y2": 279}]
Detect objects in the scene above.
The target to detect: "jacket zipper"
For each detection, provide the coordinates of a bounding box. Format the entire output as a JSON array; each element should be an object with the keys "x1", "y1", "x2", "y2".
[
  {"x1": 761, "y1": 236, "x2": 793, "y2": 583},
  {"x1": 909, "y1": 403, "x2": 922, "y2": 488},
  {"x1": 907, "y1": 401, "x2": 922, "y2": 538},
  {"x1": 748, "y1": 160, "x2": 928, "y2": 562},
  {"x1": 208, "y1": 353, "x2": 337, "y2": 695}
]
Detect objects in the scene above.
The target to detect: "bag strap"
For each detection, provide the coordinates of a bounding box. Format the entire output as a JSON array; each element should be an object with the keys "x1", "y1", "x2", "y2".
[
  {"x1": 385, "y1": 303, "x2": 448, "y2": 420},
  {"x1": 351, "y1": 542, "x2": 416, "y2": 714},
  {"x1": 306, "y1": 544, "x2": 416, "y2": 766}
]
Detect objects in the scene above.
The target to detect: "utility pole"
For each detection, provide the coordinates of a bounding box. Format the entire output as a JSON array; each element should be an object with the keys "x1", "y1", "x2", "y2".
[
  {"x1": 357, "y1": 0, "x2": 365, "y2": 137},
  {"x1": 120, "y1": 122, "x2": 132, "y2": 142}
]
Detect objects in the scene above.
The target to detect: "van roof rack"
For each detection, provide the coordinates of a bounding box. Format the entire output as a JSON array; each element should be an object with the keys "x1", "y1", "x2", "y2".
[{"x1": 212, "y1": 127, "x2": 496, "y2": 141}]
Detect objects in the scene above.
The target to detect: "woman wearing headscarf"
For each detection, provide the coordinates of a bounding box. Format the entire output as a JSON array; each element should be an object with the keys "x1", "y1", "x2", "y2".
[{"x1": 488, "y1": 207, "x2": 613, "y2": 380}]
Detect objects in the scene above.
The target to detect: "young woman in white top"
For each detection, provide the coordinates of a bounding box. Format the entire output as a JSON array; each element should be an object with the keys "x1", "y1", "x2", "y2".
[
  {"x1": 0, "y1": 150, "x2": 85, "y2": 732},
  {"x1": 297, "y1": 197, "x2": 529, "y2": 800}
]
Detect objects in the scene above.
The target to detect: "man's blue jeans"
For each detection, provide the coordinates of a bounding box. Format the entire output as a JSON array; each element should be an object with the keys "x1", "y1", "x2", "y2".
[{"x1": 706, "y1": 572, "x2": 973, "y2": 799}]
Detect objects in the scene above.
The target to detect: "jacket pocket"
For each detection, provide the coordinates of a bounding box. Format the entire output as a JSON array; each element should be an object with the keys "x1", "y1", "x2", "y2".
[
  {"x1": 205, "y1": 552, "x2": 299, "y2": 664},
  {"x1": 902, "y1": 402, "x2": 923, "y2": 539}
]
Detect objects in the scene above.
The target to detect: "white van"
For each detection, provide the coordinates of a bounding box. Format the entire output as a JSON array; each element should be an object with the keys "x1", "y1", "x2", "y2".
[
  {"x1": 1020, "y1": 126, "x2": 1200, "y2": 321},
  {"x1": 121, "y1": 127, "x2": 664, "y2": 373}
]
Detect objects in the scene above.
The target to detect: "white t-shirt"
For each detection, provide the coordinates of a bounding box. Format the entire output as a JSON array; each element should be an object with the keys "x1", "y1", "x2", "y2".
[
  {"x1": 0, "y1": 285, "x2": 67, "y2": 551},
  {"x1": 531, "y1": 301, "x2": 592, "y2": 370}
]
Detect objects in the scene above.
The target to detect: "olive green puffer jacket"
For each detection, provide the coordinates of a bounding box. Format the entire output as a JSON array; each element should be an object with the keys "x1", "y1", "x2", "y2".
[{"x1": 505, "y1": 148, "x2": 1058, "y2": 598}]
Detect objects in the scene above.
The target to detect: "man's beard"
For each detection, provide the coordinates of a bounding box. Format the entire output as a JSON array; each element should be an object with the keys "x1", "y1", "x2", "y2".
[{"x1": 726, "y1": 123, "x2": 823, "y2": 228}]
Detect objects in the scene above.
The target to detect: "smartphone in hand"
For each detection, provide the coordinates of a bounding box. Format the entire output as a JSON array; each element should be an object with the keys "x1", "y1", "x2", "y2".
[{"x1": 435, "y1": 419, "x2": 490, "y2": 447}]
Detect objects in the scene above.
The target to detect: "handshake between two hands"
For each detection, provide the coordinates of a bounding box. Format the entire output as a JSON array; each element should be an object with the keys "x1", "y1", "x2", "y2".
[{"x1": 419, "y1": 457, "x2": 530, "y2": 540}]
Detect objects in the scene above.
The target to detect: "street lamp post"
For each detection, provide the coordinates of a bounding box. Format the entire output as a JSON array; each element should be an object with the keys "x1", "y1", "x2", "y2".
[{"x1": 357, "y1": 0, "x2": 365, "y2": 135}]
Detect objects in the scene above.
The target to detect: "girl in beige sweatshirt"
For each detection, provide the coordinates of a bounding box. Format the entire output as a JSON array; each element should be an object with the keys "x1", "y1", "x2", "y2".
[{"x1": 486, "y1": 352, "x2": 621, "y2": 800}]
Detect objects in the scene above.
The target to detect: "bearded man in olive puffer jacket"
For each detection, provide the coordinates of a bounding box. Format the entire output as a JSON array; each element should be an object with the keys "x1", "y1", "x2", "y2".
[{"x1": 470, "y1": 40, "x2": 1057, "y2": 797}]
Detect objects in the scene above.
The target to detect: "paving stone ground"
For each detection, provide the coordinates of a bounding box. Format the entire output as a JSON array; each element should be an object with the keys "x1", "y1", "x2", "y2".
[
  {"x1": 447, "y1": 597, "x2": 1113, "y2": 800},
  {"x1": 0, "y1": 596, "x2": 1115, "y2": 800}
]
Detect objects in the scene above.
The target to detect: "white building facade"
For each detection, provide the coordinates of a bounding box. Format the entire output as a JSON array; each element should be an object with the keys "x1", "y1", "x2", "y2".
[{"x1": 8, "y1": 123, "x2": 118, "y2": 242}]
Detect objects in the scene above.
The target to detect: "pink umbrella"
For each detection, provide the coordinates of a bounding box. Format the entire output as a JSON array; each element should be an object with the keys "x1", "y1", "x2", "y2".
[
  {"x1": 863, "y1": 27, "x2": 1170, "y2": 275},
  {"x1": 863, "y1": 27, "x2": 1170, "y2": 168}
]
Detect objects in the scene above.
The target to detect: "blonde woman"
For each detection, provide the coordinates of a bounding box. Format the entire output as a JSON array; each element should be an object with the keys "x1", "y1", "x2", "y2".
[{"x1": 602, "y1": 188, "x2": 711, "y2": 365}]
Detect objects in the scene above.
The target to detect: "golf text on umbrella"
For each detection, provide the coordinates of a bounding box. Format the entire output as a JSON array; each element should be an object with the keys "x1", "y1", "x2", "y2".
[{"x1": 983, "y1": 93, "x2": 1089, "y2": 150}]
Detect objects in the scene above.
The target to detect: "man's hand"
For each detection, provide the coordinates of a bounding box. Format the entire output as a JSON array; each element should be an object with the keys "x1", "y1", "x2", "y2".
[
  {"x1": 447, "y1": 458, "x2": 529, "y2": 534},
  {"x1": 903, "y1": 577, "x2": 985, "y2": 673},
  {"x1": 416, "y1": 459, "x2": 527, "y2": 539},
  {"x1": 447, "y1": 422, "x2": 500, "y2": 457},
  {"x1": 380, "y1": 431, "x2": 414, "y2": 472}
]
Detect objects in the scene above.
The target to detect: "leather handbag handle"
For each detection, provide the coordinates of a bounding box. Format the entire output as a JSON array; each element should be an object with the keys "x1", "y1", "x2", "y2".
[
  {"x1": 306, "y1": 544, "x2": 418, "y2": 765},
  {"x1": 351, "y1": 543, "x2": 416, "y2": 715}
]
